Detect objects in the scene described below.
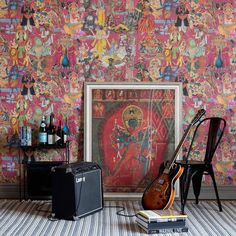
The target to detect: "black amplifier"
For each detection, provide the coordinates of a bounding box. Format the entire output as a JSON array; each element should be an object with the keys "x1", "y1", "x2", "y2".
[{"x1": 51, "y1": 161, "x2": 103, "y2": 220}]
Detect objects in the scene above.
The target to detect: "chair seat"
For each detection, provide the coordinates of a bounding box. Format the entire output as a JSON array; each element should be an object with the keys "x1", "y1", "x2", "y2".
[{"x1": 175, "y1": 160, "x2": 206, "y2": 165}]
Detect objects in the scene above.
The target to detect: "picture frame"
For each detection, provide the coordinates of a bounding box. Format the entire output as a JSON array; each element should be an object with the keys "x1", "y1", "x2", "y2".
[{"x1": 84, "y1": 82, "x2": 183, "y2": 199}]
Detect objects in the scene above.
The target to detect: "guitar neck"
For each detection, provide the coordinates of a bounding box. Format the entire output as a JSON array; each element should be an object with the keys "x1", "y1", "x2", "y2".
[
  {"x1": 165, "y1": 124, "x2": 192, "y2": 172},
  {"x1": 162, "y1": 109, "x2": 205, "y2": 173}
]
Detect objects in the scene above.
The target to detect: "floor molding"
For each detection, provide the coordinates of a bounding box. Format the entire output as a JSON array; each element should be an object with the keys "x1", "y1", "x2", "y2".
[
  {"x1": 0, "y1": 184, "x2": 235, "y2": 200},
  {"x1": 187, "y1": 185, "x2": 236, "y2": 200}
]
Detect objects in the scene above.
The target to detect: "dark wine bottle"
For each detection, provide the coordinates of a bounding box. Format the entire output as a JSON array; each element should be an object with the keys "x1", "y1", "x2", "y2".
[
  {"x1": 56, "y1": 120, "x2": 64, "y2": 146},
  {"x1": 39, "y1": 115, "x2": 47, "y2": 145},
  {"x1": 47, "y1": 113, "x2": 56, "y2": 145},
  {"x1": 63, "y1": 118, "x2": 70, "y2": 144}
]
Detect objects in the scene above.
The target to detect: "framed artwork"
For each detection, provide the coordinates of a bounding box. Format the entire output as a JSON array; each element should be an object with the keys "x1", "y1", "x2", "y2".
[{"x1": 84, "y1": 82, "x2": 183, "y2": 198}]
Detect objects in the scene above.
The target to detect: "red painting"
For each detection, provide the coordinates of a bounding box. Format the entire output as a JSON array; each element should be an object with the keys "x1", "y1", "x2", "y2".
[{"x1": 85, "y1": 83, "x2": 181, "y2": 196}]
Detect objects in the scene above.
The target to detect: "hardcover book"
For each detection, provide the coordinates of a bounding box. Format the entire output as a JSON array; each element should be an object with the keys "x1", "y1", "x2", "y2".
[
  {"x1": 137, "y1": 222, "x2": 188, "y2": 234},
  {"x1": 136, "y1": 213, "x2": 186, "y2": 223},
  {"x1": 136, "y1": 217, "x2": 186, "y2": 230},
  {"x1": 137, "y1": 209, "x2": 187, "y2": 222}
]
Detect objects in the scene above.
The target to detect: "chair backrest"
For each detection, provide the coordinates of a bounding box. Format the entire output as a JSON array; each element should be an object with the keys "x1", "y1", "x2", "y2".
[{"x1": 186, "y1": 117, "x2": 226, "y2": 163}]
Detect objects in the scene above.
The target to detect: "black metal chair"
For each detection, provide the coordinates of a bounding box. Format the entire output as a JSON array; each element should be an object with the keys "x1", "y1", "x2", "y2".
[{"x1": 175, "y1": 117, "x2": 226, "y2": 214}]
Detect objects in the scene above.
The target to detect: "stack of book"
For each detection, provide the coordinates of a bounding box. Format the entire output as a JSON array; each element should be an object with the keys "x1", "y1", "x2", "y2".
[{"x1": 136, "y1": 208, "x2": 188, "y2": 234}]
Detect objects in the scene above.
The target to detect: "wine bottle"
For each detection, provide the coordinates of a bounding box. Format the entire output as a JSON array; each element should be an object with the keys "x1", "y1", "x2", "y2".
[
  {"x1": 47, "y1": 113, "x2": 56, "y2": 145},
  {"x1": 56, "y1": 120, "x2": 64, "y2": 146},
  {"x1": 39, "y1": 115, "x2": 47, "y2": 145},
  {"x1": 63, "y1": 118, "x2": 70, "y2": 144}
]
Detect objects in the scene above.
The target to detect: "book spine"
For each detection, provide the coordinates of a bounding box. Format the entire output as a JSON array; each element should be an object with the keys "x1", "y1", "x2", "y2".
[
  {"x1": 136, "y1": 218, "x2": 186, "y2": 229},
  {"x1": 20, "y1": 127, "x2": 26, "y2": 146},
  {"x1": 138, "y1": 210, "x2": 187, "y2": 220},
  {"x1": 137, "y1": 223, "x2": 188, "y2": 234},
  {"x1": 137, "y1": 214, "x2": 186, "y2": 223},
  {"x1": 148, "y1": 227, "x2": 188, "y2": 234}
]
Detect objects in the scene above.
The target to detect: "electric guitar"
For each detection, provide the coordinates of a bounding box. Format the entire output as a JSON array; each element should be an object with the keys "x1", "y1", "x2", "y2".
[{"x1": 142, "y1": 109, "x2": 206, "y2": 210}]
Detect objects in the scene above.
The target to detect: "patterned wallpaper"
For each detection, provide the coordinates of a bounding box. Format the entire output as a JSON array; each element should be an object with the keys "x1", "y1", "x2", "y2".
[{"x1": 0, "y1": 0, "x2": 235, "y2": 186}]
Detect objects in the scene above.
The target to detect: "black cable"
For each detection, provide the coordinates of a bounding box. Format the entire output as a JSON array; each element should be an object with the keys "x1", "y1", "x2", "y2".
[
  {"x1": 34, "y1": 200, "x2": 61, "y2": 222},
  {"x1": 37, "y1": 203, "x2": 137, "y2": 221},
  {"x1": 36, "y1": 201, "x2": 51, "y2": 213},
  {"x1": 48, "y1": 215, "x2": 59, "y2": 221},
  {"x1": 104, "y1": 205, "x2": 138, "y2": 218},
  {"x1": 35, "y1": 201, "x2": 60, "y2": 222}
]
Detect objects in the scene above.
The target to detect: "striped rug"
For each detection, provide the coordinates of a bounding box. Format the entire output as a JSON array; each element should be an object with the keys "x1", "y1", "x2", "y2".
[{"x1": 0, "y1": 200, "x2": 235, "y2": 236}]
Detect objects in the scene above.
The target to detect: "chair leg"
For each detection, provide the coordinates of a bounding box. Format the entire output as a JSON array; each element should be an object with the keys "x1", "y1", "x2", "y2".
[
  {"x1": 192, "y1": 170, "x2": 203, "y2": 204},
  {"x1": 180, "y1": 166, "x2": 192, "y2": 214},
  {"x1": 209, "y1": 166, "x2": 222, "y2": 212}
]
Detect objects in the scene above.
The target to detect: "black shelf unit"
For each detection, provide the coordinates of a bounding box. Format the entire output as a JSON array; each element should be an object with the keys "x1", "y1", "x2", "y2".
[{"x1": 19, "y1": 141, "x2": 70, "y2": 200}]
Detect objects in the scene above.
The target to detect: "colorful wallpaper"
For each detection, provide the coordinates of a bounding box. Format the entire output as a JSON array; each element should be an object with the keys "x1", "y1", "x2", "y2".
[{"x1": 0, "y1": 0, "x2": 235, "y2": 186}]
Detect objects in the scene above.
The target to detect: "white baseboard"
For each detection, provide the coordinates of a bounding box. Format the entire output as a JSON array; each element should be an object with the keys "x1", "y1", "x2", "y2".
[
  {"x1": 0, "y1": 184, "x2": 235, "y2": 200},
  {"x1": 187, "y1": 185, "x2": 236, "y2": 200}
]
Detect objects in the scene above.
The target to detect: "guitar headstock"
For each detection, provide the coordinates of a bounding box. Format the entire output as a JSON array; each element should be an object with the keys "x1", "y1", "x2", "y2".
[{"x1": 191, "y1": 109, "x2": 206, "y2": 125}]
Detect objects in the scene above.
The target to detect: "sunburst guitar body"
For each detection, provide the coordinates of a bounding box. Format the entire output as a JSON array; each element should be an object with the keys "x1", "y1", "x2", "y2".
[{"x1": 142, "y1": 164, "x2": 184, "y2": 210}]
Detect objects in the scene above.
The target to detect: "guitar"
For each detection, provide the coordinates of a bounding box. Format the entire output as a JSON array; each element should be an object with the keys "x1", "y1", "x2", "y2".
[{"x1": 142, "y1": 109, "x2": 206, "y2": 210}]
